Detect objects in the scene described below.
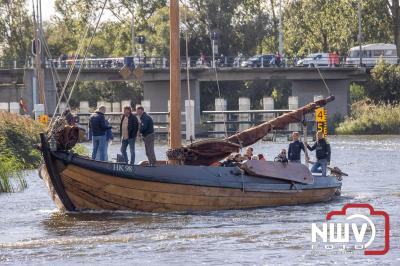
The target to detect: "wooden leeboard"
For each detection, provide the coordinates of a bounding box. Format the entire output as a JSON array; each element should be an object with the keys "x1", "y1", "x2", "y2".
[{"x1": 242, "y1": 160, "x2": 314, "y2": 184}]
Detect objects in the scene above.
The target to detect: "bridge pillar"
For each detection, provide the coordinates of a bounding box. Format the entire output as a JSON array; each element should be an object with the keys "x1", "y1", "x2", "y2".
[
  {"x1": 0, "y1": 102, "x2": 9, "y2": 111},
  {"x1": 291, "y1": 79, "x2": 350, "y2": 118},
  {"x1": 185, "y1": 99, "x2": 195, "y2": 140},
  {"x1": 121, "y1": 100, "x2": 131, "y2": 109},
  {"x1": 214, "y1": 98, "x2": 227, "y2": 137},
  {"x1": 288, "y1": 96, "x2": 300, "y2": 131},
  {"x1": 238, "y1": 97, "x2": 251, "y2": 131},
  {"x1": 262, "y1": 97, "x2": 274, "y2": 121},
  {"x1": 112, "y1": 102, "x2": 121, "y2": 112},
  {"x1": 44, "y1": 69, "x2": 58, "y2": 115},
  {"x1": 22, "y1": 69, "x2": 58, "y2": 115},
  {"x1": 79, "y1": 101, "x2": 90, "y2": 113}
]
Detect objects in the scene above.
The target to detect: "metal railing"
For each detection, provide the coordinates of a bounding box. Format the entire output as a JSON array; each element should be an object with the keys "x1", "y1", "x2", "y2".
[
  {"x1": 75, "y1": 111, "x2": 191, "y2": 139},
  {"x1": 2, "y1": 55, "x2": 366, "y2": 70},
  {"x1": 201, "y1": 109, "x2": 311, "y2": 137}
]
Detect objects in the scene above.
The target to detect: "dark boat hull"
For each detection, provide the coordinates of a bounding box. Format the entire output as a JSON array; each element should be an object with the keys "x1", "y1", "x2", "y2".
[{"x1": 39, "y1": 149, "x2": 341, "y2": 212}]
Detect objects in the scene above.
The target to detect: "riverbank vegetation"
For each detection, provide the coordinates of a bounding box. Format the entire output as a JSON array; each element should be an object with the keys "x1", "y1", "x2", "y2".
[
  {"x1": 0, "y1": 112, "x2": 44, "y2": 192},
  {"x1": 337, "y1": 61, "x2": 400, "y2": 135},
  {"x1": 336, "y1": 101, "x2": 400, "y2": 135}
]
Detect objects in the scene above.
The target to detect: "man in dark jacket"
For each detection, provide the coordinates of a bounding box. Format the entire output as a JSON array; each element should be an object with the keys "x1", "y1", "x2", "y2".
[
  {"x1": 136, "y1": 105, "x2": 156, "y2": 166},
  {"x1": 89, "y1": 105, "x2": 111, "y2": 161},
  {"x1": 306, "y1": 131, "x2": 331, "y2": 176},
  {"x1": 120, "y1": 106, "x2": 139, "y2": 164},
  {"x1": 288, "y1": 131, "x2": 305, "y2": 163}
]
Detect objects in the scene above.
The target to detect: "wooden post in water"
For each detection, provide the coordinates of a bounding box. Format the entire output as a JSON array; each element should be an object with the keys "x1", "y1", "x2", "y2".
[{"x1": 168, "y1": 0, "x2": 181, "y2": 162}]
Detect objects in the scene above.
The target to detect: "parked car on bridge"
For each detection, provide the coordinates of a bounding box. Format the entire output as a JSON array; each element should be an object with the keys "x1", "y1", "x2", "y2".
[
  {"x1": 296, "y1": 53, "x2": 330, "y2": 67},
  {"x1": 241, "y1": 54, "x2": 275, "y2": 67},
  {"x1": 345, "y1": 43, "x2": 398, "y2": 67}
]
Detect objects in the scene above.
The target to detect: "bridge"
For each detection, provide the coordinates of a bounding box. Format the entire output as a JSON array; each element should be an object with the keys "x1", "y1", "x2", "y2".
[{"x1": 0, "y1": 56, "x2": 368, "y2": 125}]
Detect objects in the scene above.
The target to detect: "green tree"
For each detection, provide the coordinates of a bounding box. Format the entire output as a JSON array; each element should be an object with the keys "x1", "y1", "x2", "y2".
[
  {"x1": 0, "y1": 0, "x2": 32, "y2": 62},
  {"x1": 366, "y1": 60, "x2": 400, "y2": 104},
  {"x1": 283, "y1": 0, "x2": 392, "y2": 57}
]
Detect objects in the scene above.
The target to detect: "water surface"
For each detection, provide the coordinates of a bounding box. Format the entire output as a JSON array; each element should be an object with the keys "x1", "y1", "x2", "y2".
[{"x1": 0, "y1": 136, "x2": 399, "y2": 265}]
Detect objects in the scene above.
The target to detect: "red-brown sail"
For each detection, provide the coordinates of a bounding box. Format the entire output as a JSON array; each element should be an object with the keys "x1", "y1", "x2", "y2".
[{"x1": 167, "y1": 96, "x2": 335, "y2": 165}]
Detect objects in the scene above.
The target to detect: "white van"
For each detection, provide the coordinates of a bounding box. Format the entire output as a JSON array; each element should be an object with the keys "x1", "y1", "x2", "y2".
[
  {"x1": 346, "y1": 43, "x2": 398, "y2": 67},
  {"x1": 296, "y1": 53, "x2": 331, "y2": 67}
]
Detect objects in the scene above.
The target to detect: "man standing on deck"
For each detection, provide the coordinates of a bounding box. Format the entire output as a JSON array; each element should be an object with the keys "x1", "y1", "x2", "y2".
[
  {"x1": 120, "y1": 106, "x2": 139, "y2": 164},
  {"x1": 288, "y1": 131, "x2": 306, "y2": 163},
  {"x1": 305, "y1": 131, "x2": 331, "y2": 176},
  {"x1": 136, "y1": 106, "x2": 157, "y2": 166},
  {"x1": 89, "y1": 105, "x2": 111, "y2": 161}
]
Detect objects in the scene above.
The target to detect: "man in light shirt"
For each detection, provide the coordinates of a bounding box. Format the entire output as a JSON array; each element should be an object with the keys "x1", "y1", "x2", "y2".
[{"x1": 120, "y1": 106, "x2": 139, "y2": 164}]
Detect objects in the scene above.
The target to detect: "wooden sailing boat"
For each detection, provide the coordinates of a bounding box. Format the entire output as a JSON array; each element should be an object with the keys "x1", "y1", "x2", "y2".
[{"x1": 38, "y1": 1, "x2": 343, "y2": 212}]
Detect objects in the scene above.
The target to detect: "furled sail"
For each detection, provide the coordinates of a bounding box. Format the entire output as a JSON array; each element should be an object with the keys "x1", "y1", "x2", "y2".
[{"x1": 167, "y1": 96, "x2": 335, "y2": 165}]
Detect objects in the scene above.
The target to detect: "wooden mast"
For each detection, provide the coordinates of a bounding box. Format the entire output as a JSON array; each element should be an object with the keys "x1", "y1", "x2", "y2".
[{"x1": 169, "y1": 0, "x2": 181, "y2": 159}]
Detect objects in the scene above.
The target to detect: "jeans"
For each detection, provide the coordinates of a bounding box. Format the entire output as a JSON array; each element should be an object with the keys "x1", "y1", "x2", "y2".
[
  {"x1": 143, "y1": 133, "x2": 156, "y2": 165},
  {"x1": 311, "y1": 159, "x2": 328, "y2": 177},
  {"x1": 290, "y1": 159, "x2": 301, "y2": 163},
  {"x1": 92, "y1": 135, "x2": 107, "y2": 161},
  {"x1": 121, "y1": 138, "x2": 136, "y2": 164},
  {"x1": 96, "y1": 141, "x2": 109, "y2": 161}
]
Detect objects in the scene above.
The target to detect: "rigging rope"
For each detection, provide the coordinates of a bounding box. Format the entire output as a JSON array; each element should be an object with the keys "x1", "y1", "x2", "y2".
[
  {"x1": 48, "y1": 0, "x2": 108, "y2": 128},
  {"x1": 66, "y1": 0, "x2": 108, "y2": 105},
  {"x1": 182, "y1": 1, "x2": 194, "y2": 141},
  {"x1": 39, "y1": 27, "x2": 70, "y2": 108},
  {"x1": 204, "y1": 9, "x2": 227, "y2": 138},
  {"x1": 314, "y1": 65, "x2": 332, "y2": 96}
]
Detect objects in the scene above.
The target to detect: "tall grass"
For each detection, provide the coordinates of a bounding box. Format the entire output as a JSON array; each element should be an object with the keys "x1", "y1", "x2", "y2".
[
  {"x1": 0, "y1": 112, "x2": 45, "y2": 192},
  {"x1": 336, "y1": 101, "x2": 400, "y2": 135},
  {"x1": 0, "y1": 156, "x2": 27, "y2": 192}
]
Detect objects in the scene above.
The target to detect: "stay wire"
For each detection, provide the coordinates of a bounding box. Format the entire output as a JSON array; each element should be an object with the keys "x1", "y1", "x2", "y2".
[
  {"x1": 39, "y1": 27, "x2": 70, "y2": 107},
  {"x1": 204, "y1": 8, "x2": 227, "y2": 138},
  {"x1": 66, "y1": 0, "x2": 108, "y2": 106},
  {"x1": 48, "y1": 4, "x2": 100, "y2": 127},
  {"x1": 182, "y1": 1, "x2": 194, "y2": 141},
  {"x1": 314, "y1": 65, "x2": 332, "y2": 96}
]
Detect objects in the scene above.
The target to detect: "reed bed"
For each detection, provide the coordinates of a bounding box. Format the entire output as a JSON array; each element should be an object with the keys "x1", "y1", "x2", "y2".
[
  {"x1": 336, "y1": 101, "x2": 400, "y2": 135},
  {"x1": 0, "y1": 112, "x2": 45, "y2": 192}
]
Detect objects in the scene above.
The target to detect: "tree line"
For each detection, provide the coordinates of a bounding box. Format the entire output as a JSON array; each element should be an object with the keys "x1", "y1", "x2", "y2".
[
  {"x1": 1, "y1": 0, "x2": 397, "y2": 60},
  {"x1": 1, "y1": 0, "x2": 399, "y2": 107}
]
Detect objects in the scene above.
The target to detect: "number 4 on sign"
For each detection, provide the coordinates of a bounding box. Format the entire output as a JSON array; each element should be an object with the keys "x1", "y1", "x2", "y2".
[{"x1": 315, "y1": 107, "x2": 327, "y2": 123}]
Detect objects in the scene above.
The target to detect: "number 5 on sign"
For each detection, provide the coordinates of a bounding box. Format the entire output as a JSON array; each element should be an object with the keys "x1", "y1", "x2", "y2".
[{"x1": 315, "y1": 107, "x2": 327, "y2": 122}]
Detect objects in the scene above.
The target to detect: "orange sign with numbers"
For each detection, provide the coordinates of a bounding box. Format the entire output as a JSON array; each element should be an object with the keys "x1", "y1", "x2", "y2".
[
  {"x1": 39, "y1": 115, "x2": 48, "y2": 124},
  {"x1": 315, "y1": 108, "x2": 328, "y2": 137}
]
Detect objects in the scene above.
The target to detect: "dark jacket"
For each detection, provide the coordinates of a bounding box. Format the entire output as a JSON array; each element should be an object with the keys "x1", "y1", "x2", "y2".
[
  {"x1": 89, "y1": 120, "x2": 113, "y2": 141},
  {"x1": 120, "y1": 114, "x2": 139, "y2": 139},
  {"x1": 105, "y1": 120, "x2": 113, "y2": 141},
  {"x1": 222, "y1": 159, "x2": 239, "y2": 167},
  {"x1": 274, "y1": 155, "x2": 288, "y2": 163},
  {"x1": 288, "y1": 140, "x2": 305, "y2": 161},
  {"x1": 89, "y1": 111, "x2": 111, "y2": 136},
  {"x1": 307, "y1": 138, "x2": 331, "y2": 162},
  {"x1": 139, "y1": 112, "x2": 154, "y2": 137}
]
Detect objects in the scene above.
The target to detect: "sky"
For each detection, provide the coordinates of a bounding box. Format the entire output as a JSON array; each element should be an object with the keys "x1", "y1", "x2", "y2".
[
  {"x1": 28, "y1": 0, "x2": 55, "y2": 21},
  {"x1": 27, "y1": 0, "x2": 116, "y2": 22}
]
